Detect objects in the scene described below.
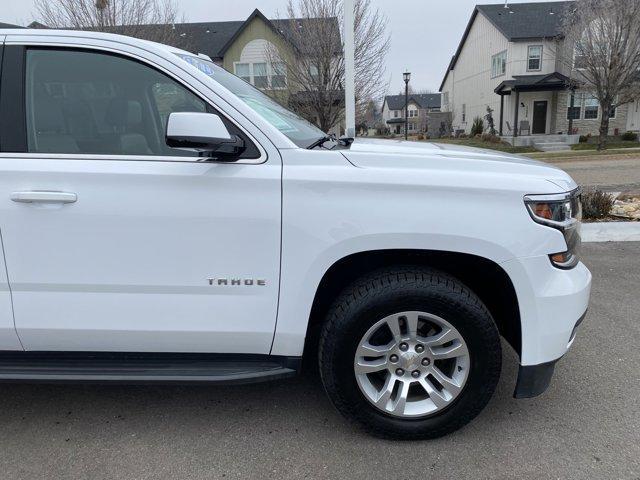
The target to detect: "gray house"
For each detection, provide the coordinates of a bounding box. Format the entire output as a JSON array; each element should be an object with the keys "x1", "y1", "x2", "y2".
[
  {"x1": 382, "y1": 93, "x2": 442, "y2": 136},
  {"x1": 440, "y1": 1, "x2": 640, "y2": 147}
]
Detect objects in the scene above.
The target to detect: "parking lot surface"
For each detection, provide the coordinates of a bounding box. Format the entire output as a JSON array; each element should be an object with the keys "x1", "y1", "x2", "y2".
[{"x1": 0, "y1": 242, "x2": 638, "y2": 480}]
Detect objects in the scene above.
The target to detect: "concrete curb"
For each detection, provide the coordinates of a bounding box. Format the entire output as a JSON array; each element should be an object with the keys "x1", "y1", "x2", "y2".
[{"x1": 582, "y1": 222, "x2": 640, "y2": 243}]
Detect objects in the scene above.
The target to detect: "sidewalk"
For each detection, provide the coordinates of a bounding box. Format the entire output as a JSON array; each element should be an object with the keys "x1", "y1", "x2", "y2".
[{"x1": 582, "y1": 221, "x2": 640, "y2": 242}]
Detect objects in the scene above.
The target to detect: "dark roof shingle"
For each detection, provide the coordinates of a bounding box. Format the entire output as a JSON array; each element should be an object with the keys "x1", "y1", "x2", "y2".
[
  {"x1": 0, "y1": 21, "x2": 24, "y2": 29},
  {"x1": 477, "y1": 1, "x2": 574, "y2": 41},
  {"x1": 107, "y1": 9, "x2": 339, "y2": 60},
  {"x1": 384, "y1": 94, "x2": 441, "y2": 110},
  {"x1": 106, "y1": 21, "x2": 244, "y2": 60}
]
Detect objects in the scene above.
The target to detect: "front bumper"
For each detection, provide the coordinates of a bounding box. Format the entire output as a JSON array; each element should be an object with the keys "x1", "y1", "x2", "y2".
[
  {"x1": 514, "y1": 309, "x2": 588, "y2": 398},
  {"x1": 501, "y1": 255, "x2": 592, "y2": 398}
]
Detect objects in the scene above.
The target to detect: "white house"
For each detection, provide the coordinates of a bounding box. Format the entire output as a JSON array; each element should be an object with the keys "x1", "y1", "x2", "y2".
[{"x1": 440, "y1": 1, "x2": 640, "y2": 146}]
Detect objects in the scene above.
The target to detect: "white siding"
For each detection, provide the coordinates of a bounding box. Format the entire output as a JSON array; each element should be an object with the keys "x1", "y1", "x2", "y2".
[
  {"x1": 382, "y1": 102, "x2": 401, "y2": 122},
  {"x1": 628, "y1": 100, "x2": 640, "y2": 132},
  {"x1": 239, "y1": 39, "x2": 271, "y2": 63},
  {"x1": 442, "y1": 12, "x2": 560, "y2": 134}
]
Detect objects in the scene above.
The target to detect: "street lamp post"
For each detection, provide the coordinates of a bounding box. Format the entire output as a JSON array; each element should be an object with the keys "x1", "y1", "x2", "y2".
[{"x1": 403, "y1": 71, "x2": 411, "y2": 140}]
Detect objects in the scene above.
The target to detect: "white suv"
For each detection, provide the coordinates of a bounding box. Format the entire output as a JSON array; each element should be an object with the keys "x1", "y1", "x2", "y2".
[{"x1": 0, "y1": 29, "x2": 591, "y2": 439}]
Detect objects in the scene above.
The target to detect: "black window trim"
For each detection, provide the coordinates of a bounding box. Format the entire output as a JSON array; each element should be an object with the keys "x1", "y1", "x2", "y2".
[
  {"x1": 0, "y1": 44, "x2": 266, "y2": 164},
  {"x1": 0, "y1": 42, "x2": 3, "y2": 151},
  {"x1": 0, "y1": 44, "x2": 27, "y2": 153}
]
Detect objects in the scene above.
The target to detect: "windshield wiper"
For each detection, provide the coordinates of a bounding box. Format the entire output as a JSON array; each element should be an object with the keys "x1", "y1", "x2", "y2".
[
  {"x1": 307, "y1": 135, "x2": 336, "y2": 150},
  {"x1": 307, "y1": 134, "x2": 354, "y2": 150}
]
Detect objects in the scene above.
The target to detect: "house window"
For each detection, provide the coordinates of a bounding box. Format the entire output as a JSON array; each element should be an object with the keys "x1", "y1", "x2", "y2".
[
  {"x1": 584, "y1": 95, "x2": 599, "y2": 119},
  {"x1": 253, "y1": 63, "x2": 268, "y2": 89},
  {"x1": 567, "y1": 92, "x2": 582, "y2": 120},
  {"x1": 271, "y1": 62, "x2": 287, "y2": 89},
  {"x1": 527, "y1": 45, "x2": 542, "y2": 71},
  {"x1": 234, "y1": 62, "x2": 286, "y2": 90},
  {"x1": 309, "y1": 64, "x2": 320, "y2": 84},
  {"x1": 491, "y1": 50, "x2": 507, "y2": 78},
  {"x1": 408, "y1": 107, "x2": 418, "y2": 118},
  {"x1": 235, "y1": 63, "x2": 251, "y2": 83},
  {"x1": 605, "y1": 96, "x2": 618, "y2": 119},
  {"x1": 574, "y1": 42, "x2": 588, "y2": 69},
  {"x1": 394, "y1": 110, "x2": 399, "y2": 118},
  {"x1": 462, "y1": 103, "x2": 467, "y2": 123}
]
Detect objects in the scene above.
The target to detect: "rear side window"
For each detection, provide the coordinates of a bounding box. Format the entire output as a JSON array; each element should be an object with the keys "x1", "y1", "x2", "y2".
[{"x1": 24, "y1": 49, "x2": 258, "y2": 158}]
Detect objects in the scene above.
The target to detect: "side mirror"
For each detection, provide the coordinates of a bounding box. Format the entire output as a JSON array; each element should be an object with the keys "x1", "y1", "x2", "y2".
[{"x1": 165, "y1": 112, "x2": 245, "y2": 159}]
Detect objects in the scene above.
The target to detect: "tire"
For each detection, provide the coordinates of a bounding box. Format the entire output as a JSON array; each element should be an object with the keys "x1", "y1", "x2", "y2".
[{"x1": 318, "y1": 266, "x2": 502, "y2": 440}]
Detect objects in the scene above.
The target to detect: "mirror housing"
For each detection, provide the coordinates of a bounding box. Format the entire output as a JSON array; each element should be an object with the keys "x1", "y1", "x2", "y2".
[{"x1": 165, "y1": 112, "x2": 245, "y2": 159}]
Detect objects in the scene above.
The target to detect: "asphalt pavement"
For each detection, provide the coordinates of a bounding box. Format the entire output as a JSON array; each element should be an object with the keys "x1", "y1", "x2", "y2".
[
  {"x1": 551, "y1": 155, "x2": 640, "y2": 192},
  {"x1": 0, "y1": 242, "x2": 638, "y2": 480}
]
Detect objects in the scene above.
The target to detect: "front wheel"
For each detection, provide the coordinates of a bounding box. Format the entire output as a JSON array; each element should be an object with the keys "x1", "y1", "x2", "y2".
[{"x1": 318, "y1": 266, "x2": 502, "y2": 439}]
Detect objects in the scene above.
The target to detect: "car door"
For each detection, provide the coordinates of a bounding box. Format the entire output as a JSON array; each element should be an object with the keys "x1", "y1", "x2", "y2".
[
  {"x1": 0, "y1": 39, "x2": 24, "y2": 351},
  {"x1": 0, "y1": 43, "x2": 282, "y2": 354}
]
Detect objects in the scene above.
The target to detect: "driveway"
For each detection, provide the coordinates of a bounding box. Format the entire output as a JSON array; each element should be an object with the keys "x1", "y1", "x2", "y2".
[
  {"x1": 550, "y1": 155, "x2": 640, "y2": 191},
  {"x1": 0, "y1": 243, "x2": 638, "y2": 480}
]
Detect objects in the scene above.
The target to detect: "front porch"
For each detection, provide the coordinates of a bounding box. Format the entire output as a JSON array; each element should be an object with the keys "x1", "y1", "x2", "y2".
[
  {"x1": 495, "y1": 72, "x2": 578, "y2": 150},
  {"x1": 501, "y1": 133, "x2": 581, "y2": 150}
]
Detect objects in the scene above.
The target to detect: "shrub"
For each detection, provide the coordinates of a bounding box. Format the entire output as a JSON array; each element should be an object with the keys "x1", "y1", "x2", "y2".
[
  {"x1": 581, "y1": 189, "x2": 615, "y2": 220},
  {"x1": 621, "y1": 131, "x2": 639, "y2": 141},
  {"x1": 481, "y1": 133, "x2": 501, "y2": 143},
  {"x1": 470, "y1": 116, "x2": 484, "y2": 136},
  {"x1": 579, "y1": 135, "x2": 590, "y2": 143}
]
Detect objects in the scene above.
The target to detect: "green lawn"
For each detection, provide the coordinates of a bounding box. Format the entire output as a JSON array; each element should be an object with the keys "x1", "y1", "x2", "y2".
[
  {"x1": 392, "y1": 135, "x2": 640, "y2": 158},
  {"x1": 571, "y1": 140, "x2": 640, "y2": 151},
  {"x1": 528, "y1": 148, "x2": 640, "y2": 161},
  {"x1": 427, "y1": 137, "x2": 537, "y2": 154}
]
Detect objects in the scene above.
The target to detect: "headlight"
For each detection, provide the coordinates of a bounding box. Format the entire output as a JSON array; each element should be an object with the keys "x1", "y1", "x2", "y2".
[{"x1": 524, "y1": 188, "x2": 582, "y2": 269}]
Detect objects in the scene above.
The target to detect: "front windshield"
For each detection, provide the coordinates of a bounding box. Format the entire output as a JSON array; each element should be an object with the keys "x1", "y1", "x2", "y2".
[{"x1": 176, "y1": 53, "x2": 325, "y2": 148}]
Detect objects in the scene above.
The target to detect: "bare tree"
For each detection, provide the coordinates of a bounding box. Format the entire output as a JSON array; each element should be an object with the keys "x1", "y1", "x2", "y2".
[
  {"x1": 396, "y1": 86, "x2": 433, "y2": 96},
  {"x1": 34, "y1": 0, "x2": 183, "y2": 45},
  {"x1": 267, "y1": 0, "x2": 389, "y2": 133},
  {"x1": 561, "y1": 0, "x2": 640, "y2": 149}
]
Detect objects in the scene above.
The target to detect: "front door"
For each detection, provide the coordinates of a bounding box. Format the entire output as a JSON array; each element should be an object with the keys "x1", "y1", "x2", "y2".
[
  {"x1": 532, "y1": 101, "x2": 548, "y2": 134},
  {"x1": 0, "y1": 45, "x2": 281, "y2": 354},
  {"x1": 0, "y1": 39, "x2": 23, "y2": 350}
]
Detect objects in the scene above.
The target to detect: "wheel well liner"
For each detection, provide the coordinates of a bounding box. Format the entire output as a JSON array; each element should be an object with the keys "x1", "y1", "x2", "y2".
[{"x1": 304, "y1": 250, "x2": 521, "y2": 361}]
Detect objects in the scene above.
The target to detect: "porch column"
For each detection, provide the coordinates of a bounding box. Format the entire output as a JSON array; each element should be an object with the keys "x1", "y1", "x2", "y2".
[
  {"x1": 513, "y1": 90, "x2": 520, "y2": 139},
  {"x1": 568, "y1": 87, "x2": 575, "y2": 135},
  {"x1": 499, "y1": 94, "x2": 504, "y2": 136}
]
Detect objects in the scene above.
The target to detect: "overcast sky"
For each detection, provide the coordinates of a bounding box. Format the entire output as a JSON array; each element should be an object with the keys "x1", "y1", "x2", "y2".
[{"x1": 2, "y1": 0, "x2": 561, "y2": 94}]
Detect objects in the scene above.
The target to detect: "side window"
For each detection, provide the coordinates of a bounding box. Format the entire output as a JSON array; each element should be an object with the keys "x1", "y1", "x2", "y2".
[
  {"x1": 151, "y1": 82, "x2": 206, "y2": 129},
  {"x1": 24, "y1": 48, "x2": 258, "y2": 158}
]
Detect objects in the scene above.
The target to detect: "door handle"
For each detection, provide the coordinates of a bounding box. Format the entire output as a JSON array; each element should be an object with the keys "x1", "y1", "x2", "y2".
[{"x1": 10, "y1": 191, "x2": 77, "y2": 204}]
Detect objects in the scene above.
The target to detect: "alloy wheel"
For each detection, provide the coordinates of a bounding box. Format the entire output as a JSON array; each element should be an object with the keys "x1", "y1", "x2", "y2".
[{"x1": 353, "y1": 311, "x2": 470, "y2": 418}]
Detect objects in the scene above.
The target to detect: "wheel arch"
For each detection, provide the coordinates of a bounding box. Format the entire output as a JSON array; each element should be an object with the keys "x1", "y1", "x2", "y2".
[{"x1": 304, "y1": 249, "x2": 521, "y2": 363}]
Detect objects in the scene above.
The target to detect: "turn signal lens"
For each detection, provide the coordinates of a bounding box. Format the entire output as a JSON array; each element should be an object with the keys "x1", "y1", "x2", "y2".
[
  {"x1": 533, "y1": 203, "x2": 553, "y2": 220},
  {"x1": 549, "y1": 251, "x2": 578, "y2": 269}
]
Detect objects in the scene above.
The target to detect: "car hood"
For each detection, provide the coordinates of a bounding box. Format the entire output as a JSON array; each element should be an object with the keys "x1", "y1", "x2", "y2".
[{"x1": 342, "y1": 138, "x2": 577, "y2": 193}]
